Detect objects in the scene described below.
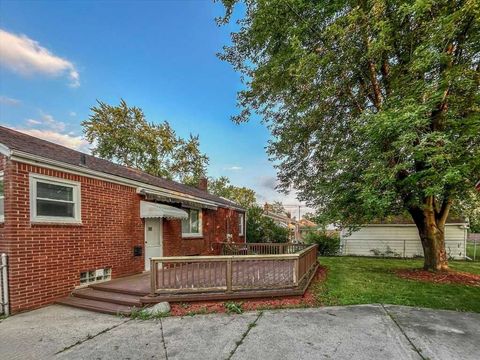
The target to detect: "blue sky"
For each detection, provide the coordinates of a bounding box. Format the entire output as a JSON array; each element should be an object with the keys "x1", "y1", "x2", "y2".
[{"x1": 0, "y1": 0, "x2": 308, "y2": 215}]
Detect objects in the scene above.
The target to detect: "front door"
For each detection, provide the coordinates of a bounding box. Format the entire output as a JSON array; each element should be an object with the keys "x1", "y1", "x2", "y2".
[{"x1": 145, "y1": 218, "x2": 162, "y2": 271}]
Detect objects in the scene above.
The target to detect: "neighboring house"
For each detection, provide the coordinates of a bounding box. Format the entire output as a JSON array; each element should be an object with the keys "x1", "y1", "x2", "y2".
[
  {"x1": 263, "y1": 203, "x2": 299, "y2": 240},
  {"x1": 340, "y1": 217, "x2": 468, "y2": 259},
  {"x1": 0, "y1": 126, "x2": 246, "y2": 313},
  {"x1": 297, "y1": 219, "x2": 339, "y2": 241},
  {"x1": 298, "y1": 218, "x2": 320, "y2": 241}
]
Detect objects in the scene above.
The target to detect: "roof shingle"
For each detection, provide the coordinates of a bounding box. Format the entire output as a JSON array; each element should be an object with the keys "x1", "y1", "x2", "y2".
[{"x1": 0, "y1": 126, "x2": 242, "y2": 209}]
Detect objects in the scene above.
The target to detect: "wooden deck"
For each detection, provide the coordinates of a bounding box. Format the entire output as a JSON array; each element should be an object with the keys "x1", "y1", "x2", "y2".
[
  {"x1": 57, "y1": 243, "x2": 318, "y2": 314},
  {"x1": 90, "y1": 260, "x2": 297, "y2": 296}
]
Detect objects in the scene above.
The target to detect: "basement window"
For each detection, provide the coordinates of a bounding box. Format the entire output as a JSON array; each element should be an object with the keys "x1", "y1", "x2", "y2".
[{"x1": 79, "y1": 268, "x2": 111, "y2": 286}]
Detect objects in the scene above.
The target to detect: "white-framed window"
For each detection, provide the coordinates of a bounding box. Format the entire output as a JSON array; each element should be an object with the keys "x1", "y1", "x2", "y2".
[
  {"x1": 238, "y1": 213, "x2": 245, "y2": 236},
  {"x1": 0, "y1": 172, "x2": 4, "y2": 222},
  {"x1": 30, "y1": 174, "x2": 81, "y2": 224},
  {"x1": 182, "y1": 208, "x2": 202, "y2": 237}
]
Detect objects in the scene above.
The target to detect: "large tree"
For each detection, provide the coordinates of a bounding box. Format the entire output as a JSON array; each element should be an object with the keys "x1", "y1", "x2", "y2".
[
  {"x1": 208, "y1": 176, "x2": 257, "y2": 208},
  {"x1": 219, "y1": 0, "x2": 480, "y2": 270},
  {"x1": 83, "y1": 99, "x2": 209, "y2": 184}
]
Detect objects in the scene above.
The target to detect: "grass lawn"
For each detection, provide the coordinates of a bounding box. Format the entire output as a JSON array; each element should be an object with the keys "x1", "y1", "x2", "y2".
[{"x1": 316, "y1": 256, "x2": 480, "y2": 313}]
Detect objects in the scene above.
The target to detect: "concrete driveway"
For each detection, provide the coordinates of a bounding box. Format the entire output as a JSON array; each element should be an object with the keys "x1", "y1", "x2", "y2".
[{"x1": 0, "y1": 304, "x2": 478, "y2": 360}]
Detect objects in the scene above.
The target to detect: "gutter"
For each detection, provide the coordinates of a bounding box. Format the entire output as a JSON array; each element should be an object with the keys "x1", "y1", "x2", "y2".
[{"x1": 4, "y1": 147, "x2": 244, "y2": 211}]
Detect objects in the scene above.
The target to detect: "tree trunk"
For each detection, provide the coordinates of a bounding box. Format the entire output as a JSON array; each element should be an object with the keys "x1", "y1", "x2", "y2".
[{"x1": 409, "y1": 206, "x2": 449, "y2": 271}]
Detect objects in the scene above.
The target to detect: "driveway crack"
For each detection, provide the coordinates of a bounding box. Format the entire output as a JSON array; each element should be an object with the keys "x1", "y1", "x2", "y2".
[
  {"x1": 160, "y1": 318, "x2": 169, "y2": 360},
  {"x1": 54, "y1": 318, "x2": 131, "y2": 355},
  {"x1": 381, "y1": 304, "x2": 426, "y2": 360},
  {"x1": 227, "y1": 311, "x2": 263, "y2": 360}
]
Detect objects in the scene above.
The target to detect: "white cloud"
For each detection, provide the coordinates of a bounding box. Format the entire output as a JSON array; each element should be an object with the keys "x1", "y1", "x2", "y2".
[
  {"x1": 253, "y1": 176, "x2": 315, "y2": 219},
  {"x1": 259, "y1": 175, "x2": 278, "y2": 190},
  {"x1": 224, "y1": 165, "x2": 243, "y2": 171},
  {"x1": 0, "y1": 95, "x2": 21, "y2": 106},
  {"x1": 69, "y1": 111, "x2": 77, "y2": 117},
  {"x1": 26, "y1": 113, "x2": 66, "y2": 132},
  {"x1": 15, "y1": 128, "x2": 90, "y2": 153},
  {"x1": 26, "y1": 119, "x2": 41, "y2": 126},
  {"x1": 0, "y1": 29, "x2": 80, "y2": 87}
]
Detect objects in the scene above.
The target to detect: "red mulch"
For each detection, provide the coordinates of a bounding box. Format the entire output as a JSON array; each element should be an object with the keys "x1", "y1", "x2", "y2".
[
  {"x1": 169, "y1": 265, "x2": 328, "y2": 316},
  {"x1": 396, "y1": 269, "x2": 480, "y2": 287}
]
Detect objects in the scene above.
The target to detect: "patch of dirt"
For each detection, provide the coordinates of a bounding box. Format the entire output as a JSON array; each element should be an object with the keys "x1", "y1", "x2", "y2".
[
  {"x1": 396, "y1": 269, "x2": 480, "y2": 286},
  {"x1": 169, "y1": 265, "x2": 328, "y2": 317}
]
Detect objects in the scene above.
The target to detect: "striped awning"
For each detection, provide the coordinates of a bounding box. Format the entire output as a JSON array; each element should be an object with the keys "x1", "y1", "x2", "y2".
[{"x1": 140, "y1": 201, "x2": 188, "y2": 220}]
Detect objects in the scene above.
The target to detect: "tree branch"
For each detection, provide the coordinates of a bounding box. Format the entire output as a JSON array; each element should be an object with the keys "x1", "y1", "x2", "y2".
[
  {"x1": 437, "y1": 197, "x2": 452, "y2": 228},
  {"x1": 367, "y1": 60, "x2": 383, "y2": 110},
  {"x1": 381, "y1": 58, "x2": 391, "y2": 97}
]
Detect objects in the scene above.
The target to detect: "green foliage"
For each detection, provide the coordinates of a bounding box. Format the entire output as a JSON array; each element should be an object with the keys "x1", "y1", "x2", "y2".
[
  {"x1": 268, "y1": 201, "x2": 287, "y2": 216},
  {"x1": 208, "y1": 176, "x2": 257, "y2": 209},
  {"x1": 246, "y1": 205, "x2": 290, "y2": 243},
  {"x1": 369, "y1": 246, "x2": 401, "y2": 258},
  {"x1": 471, "y1": 222, "x2": 480, "y2": 234},
  {"x1": 303, "y1": 232, "x2": 340, "y2": 256},
  {"x1": 224, "y1": 301, "x2": 243, "y2": 314},
  {"x1": 82, "y1": 99, "x2": 209, "y2": 184},
  {"x1": 467, "y1": 200, "x2": 480, "y2": 233},
  {"x1": 302, "y1": 212, "x2": 317, "y2": 222},
  {"x1": 129, "y1": 307, "x2": 170, "y2": 320},
  {"x1": 219, "y1": 1, "x2": 480, "y2": 236}
]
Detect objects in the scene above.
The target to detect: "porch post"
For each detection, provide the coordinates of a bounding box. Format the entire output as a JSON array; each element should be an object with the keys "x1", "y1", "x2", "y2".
[
  {"x1": 150, "y1": 259, "x2": 157, "y2": 297},
  {"x1": 293, "y1": 258, "x2": 299, "y2": 286},
  {"x1": 226, "y1": 258, "x2": 233, "y2": 292}
]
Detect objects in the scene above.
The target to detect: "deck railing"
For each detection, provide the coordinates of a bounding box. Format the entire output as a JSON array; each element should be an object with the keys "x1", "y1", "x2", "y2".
[
  {"x1": 218, "y1": 242, "x2": 309, "y2": 255},
  {"x1": 149, "y1": 243, "x2": 318, "y2": 296}
]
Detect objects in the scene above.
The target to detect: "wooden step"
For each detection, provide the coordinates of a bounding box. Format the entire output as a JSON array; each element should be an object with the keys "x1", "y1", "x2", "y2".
[
  {"x1": 72, "y1": 288, "x2": 143, "y2": 307},
  {"x1": 56, "y1": 296, "x2": 136, "y2": 315},
  {"x1": 89, "y1": 282, "x2": 148, "y2": 296}
]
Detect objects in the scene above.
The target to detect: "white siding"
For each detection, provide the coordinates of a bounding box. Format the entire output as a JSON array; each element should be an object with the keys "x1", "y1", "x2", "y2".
[{"x1": 341, "y1": 224, "x2": 467, "y2": 259}]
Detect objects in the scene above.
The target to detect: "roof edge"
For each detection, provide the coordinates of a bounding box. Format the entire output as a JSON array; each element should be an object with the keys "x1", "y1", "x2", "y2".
[
  {"x1": 8, "y1": 148, "x2": 244, "y2": 210},
  {"x1": 0, "y1": 142, "x2": 11, "y2": 157}
]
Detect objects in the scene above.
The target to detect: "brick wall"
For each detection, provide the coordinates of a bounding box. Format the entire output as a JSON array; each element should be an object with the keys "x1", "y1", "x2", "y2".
[
  {"x1": 163, "y1": 207, "x2": 245, "y2": 257},
  {"x1": 2, "y1": 159, "x2": 144, "y2": 312},
  {"x1": 0, "y1": 156, "x2": 245, "y2": 313},
  {"x1": 0, "y1": 155, "x2": 5, "y2": 255}
]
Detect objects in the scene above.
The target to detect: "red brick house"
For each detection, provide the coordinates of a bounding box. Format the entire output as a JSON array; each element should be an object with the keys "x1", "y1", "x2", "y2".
[{"x1": 0, "y1": 126, "x2": 246, "y2": 313}]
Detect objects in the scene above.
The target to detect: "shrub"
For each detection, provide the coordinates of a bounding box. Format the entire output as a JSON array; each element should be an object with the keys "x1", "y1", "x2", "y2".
[
  {"x1": 303, "y1": 232, "x2": 340, "y2": 256},
  {"x1": 224, "y1": 301, "x2": 243, "y2": 314},
  {"x1": 246, "y1": 206, "x2": 290, "y2": 243}
]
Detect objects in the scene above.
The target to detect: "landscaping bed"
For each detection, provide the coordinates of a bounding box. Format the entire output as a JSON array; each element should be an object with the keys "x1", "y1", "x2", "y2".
[
  {"x1": 396, "y1": 269, "x2": 480, "y2": 286},
  {"x1": 168, "y1": 265, "x2": 327, "y2": 316}
]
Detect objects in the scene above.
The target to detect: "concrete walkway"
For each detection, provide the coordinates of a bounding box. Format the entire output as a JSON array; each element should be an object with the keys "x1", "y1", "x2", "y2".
[{"x1": 0, "y1": 304, "x2": 478, "y2": 360}]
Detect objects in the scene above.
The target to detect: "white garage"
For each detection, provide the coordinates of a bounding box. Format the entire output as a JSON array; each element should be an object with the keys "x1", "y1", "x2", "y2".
[{"x1": 340, "y1": 222, "x2": 468, "y2": 260}]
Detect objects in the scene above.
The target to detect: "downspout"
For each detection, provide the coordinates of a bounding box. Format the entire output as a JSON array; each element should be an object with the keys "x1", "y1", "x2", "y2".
[
  {"x1": 244, "y1": 212, "x2": 247, "y2": 243},
  {"x1": 1, "y1": 253, "x2": 9, "y2": 316}
]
